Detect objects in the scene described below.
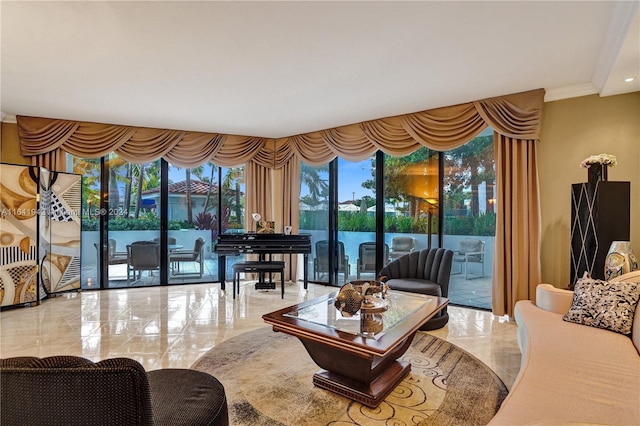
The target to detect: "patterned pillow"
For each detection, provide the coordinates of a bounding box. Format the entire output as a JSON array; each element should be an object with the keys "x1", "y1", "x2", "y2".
[{"x1": 562, "y1": 278, "x2": 640, "y2": 335}]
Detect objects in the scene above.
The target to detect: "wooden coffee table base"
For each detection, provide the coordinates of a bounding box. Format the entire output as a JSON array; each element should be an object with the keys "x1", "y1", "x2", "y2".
[
  {"x1": 313, "y1": 360, "x2": 411, "y2": 408},
  {"x1": 262, "y1": 292, "x2": 448, "y2": 409},
  {"x1": 298, "y1": 334, "x2": 416, "y2": 407}
]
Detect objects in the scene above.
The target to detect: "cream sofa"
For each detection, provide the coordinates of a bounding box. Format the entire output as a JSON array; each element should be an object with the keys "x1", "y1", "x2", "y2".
[{"x1": 489, "y1": 271, "x2": 640, "y2": 426}]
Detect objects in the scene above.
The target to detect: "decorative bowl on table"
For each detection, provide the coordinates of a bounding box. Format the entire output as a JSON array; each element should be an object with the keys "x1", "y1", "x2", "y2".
[
  {"x1": 334, "y1": 280, "x2": 389, "y2": 317},
  {"x1": 347, "y1": 279, "x2": 388, "y2": 297}
]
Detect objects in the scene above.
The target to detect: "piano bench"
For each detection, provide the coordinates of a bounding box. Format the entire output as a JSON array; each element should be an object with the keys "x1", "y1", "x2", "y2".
[{"x1": 231, "y1": 261, "x2": 286, "y2": 299}]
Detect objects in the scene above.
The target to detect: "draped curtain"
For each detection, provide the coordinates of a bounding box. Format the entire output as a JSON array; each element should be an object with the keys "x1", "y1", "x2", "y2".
[
  {"x1": 492, "y1": 134, "x2": 541, "y2": 316},
  {"x1": 18, "y1": 88, "x2": 544, "y2": 314}
]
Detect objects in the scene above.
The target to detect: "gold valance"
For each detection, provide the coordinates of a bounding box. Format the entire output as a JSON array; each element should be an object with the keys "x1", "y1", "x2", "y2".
[{"x1": 18, "y1": 88, "x2": 544, "y2": 168}]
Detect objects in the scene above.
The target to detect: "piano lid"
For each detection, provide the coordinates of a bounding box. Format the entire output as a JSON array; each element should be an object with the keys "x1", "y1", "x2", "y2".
[{"x1": 215, "y1": 233, "x2": 311, "y2": 254}]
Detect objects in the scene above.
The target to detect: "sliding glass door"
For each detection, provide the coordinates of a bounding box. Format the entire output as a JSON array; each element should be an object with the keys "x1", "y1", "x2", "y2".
[
  {"x1": 68, "y1": 156, "x2": 100, "y2": 289},
  {"x1": 166, "y1": 162, "x2": 218, "y2": 284},
  {"x1": 383, "y1": 147, "x2": 440, "y2": 258},
  {"x1": 72, "y1": 151, "x2": 248, "y2": 289},
  {"x1": 105, "y1": 155, "x2": 161, "y2": 288},
  {"x1": 299, "y1": 163, "x2": 330, "y2": 284},
  {"x1": 442, "y1": 129, "x2": 495, "y2": 309},
  {"x1": 336, "y1": 156, "x2": 377, "y2": 283}
]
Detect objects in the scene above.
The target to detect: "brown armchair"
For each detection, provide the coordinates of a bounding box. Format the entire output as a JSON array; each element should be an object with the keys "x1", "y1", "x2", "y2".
[{"x1": 0, "y1": 355, "x2": 228, "y2": 426}]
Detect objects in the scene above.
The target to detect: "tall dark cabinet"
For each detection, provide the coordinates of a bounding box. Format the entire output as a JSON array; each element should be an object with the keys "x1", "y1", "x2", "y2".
[{"x1": 570, "y1": 181, "x2": 630, "y2": 284}]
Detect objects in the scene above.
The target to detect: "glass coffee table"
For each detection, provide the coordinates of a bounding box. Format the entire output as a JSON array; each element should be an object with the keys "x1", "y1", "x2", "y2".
[{"x1": 262, "y1": 290, "x2": 448, "y2": 407}]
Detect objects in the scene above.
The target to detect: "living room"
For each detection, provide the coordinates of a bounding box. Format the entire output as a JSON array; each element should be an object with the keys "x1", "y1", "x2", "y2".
[{"x1": 1, "y1": 2, "x2": 639, "y2": 425}]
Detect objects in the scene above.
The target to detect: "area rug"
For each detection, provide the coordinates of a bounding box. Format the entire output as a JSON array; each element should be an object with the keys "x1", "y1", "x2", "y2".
[{"x1": 191, "y1": 327, "x2": 508, "y2": 426}]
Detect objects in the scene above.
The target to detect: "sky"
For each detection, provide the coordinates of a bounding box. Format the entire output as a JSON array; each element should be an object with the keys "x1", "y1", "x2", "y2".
[
  {"x1": 166, "y1": 159, "x2": 374, "y2": 204},
  {"x1": 336, "y1": 158, "x2": 375, "y2": 202}
]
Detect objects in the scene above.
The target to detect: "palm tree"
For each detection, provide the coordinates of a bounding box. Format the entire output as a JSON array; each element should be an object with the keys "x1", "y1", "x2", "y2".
[
  {"x1": 300, "y1": 163, "x2": 329, "y2": 207},
  {"x1": 133, "y1": 164, "x2": 145, "y2": 218},
  {"x1": 129, "y1": 160, "x2": 160, "y2": 218},
  {"x1": 123, "y1": 164, "x2": 133, "y2": 217},
  {"x1": 221, "y1": 167, "x2": 244, "y2": 227},
  {"x1": 201, "y1": 162, "x2": 218, "y2": 215},
  {"x1": 185, "y1": 164, "x2": 204, "y2": 224},
  {"x1": 70, "y1": 157, "x2": 100, "y2": 219},
  {"x1": 445, "y1": 135, "x2": 493, "y2": 216}
]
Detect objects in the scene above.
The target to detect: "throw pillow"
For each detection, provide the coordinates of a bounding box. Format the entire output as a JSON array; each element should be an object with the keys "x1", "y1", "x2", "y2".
[{"x1": 562, "y1": 278, "x2": 640, "y2": 335}]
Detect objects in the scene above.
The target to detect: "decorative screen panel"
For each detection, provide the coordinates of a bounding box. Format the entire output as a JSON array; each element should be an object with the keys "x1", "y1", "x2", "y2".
[
  {"x1": 0, "y1": 163, "x2": 82, "y2": 307},
  {"x1": 0, "y1": 164, "x2": 40, "y2": 306},
  {"x1": 41, "y1": 170, "x2": 82, "y2": 294}
]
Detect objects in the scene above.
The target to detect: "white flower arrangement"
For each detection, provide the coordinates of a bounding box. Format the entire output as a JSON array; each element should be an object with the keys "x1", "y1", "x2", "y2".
[{"x1": 580, "y1": 153, "x2": 617, "y2": 168}]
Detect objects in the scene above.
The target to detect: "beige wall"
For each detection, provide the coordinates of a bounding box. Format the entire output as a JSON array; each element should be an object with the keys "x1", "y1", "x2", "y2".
[
  {"x1": 539, "y1": 92, "x2": 640, "y2": 286},
  {"x1": 0, "y1": 122, "x2": 28, "y2": 165},
  {"x1": 3, "y1": 93, "x2": 639, "y2": 286}
]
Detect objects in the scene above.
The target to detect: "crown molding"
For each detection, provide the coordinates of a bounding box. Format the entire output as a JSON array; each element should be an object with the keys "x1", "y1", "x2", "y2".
[
  {"x1": 592, "y1": 1, "x2": 639, "y2": 92},
  {"x1": 1, "y1": 113, "x2": 17, "y2": 123},
  {"x1": 544, "y1": 83, "x2": 599, "y2": 102}
]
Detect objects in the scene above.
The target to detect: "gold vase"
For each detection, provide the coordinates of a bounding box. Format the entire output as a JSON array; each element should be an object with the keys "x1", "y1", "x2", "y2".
[{"x1": 604, "y1": 241, "x2": 638, "y2": 280}]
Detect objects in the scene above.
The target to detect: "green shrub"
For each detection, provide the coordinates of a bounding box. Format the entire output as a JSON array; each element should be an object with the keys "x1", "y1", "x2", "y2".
[
  {"x1": 81, "y1": 218, "x2": 195, "y2": 231},
  {"x1": 472, "y1": 212, "x2": 496, "y2": 236},
  {"x1": 443, "y1": 212, "x2": 495, "y2": 236}
]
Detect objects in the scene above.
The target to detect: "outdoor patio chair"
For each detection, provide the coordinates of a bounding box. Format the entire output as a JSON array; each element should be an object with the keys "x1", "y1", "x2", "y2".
[
  {"x1": 314, "y1": 240, "x2": 350, "y2": 283},
  {"x1": 93, "y1": 238, "x2": 128, "y2": 266},
  {"x1": 389, "y1": 235, "x2": 415, "y2": 260},
  {"x1": 153, "y1": 236, "x2": 177, "y2": 245},
  {"x1": 169, "y1": 237, "x2": 205, "y2": 277},
  {"x1": 357, "y1": 241, "x2": 389, "y2": 279},
  {"x1": 126, "y1": 241, "x2": 160, "y2": 282},
  {"x1": 452, "y1": 238, "x2": 485, "y2": 279}
]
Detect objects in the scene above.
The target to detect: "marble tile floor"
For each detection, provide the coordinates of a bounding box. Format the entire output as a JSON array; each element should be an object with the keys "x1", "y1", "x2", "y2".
[
  {"x1": 449, "y1": 274, "x2": 493, "y2": 310},
  {"x1": 0, "y1": 280, "x2": 521, "y2": 390},
  {"x1": 91, "y1": 258, "x2": 494, "y2": 310}
]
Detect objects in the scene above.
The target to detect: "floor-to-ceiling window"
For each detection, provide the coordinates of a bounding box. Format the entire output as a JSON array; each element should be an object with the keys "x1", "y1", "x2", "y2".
[
  {"x1": 106, "y1": 155, "x2": 161, "y2": 288},
  {"x1": 164, "y1": 162, "x2": 220, "y2": 284},
  {"x1": 299, "y1": 163, "x2": 330, "y2": 284},
  {"x1": 383, "y1": 147, "x2": 440, "y2": 261},
  {"x1": 71, "y1": 151, "x2": 245, "y2": 289},
  {"x1": 69, "y1": 156, "x2": 100, "y2": 289},
  {"x1": 443, "y1": 129, "x2": 495, "y2": 309},
  {"x1": 217, "y1": 166, "x2": 246, "y2": 278},
  {"x1": 73, "y1": 130, "x2": 494, "y2": 304},
  {"x1": 297, "y1": 131, "x2": 495, "y2": 309},
  {"x1": 337, "y1": 156, "x2": 377, "y2": 283}
]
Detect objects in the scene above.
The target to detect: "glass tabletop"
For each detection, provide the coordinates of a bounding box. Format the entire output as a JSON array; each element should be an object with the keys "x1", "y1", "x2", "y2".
[{"x1": 283, "y1": 291, "x2": 435, "y2": 340}]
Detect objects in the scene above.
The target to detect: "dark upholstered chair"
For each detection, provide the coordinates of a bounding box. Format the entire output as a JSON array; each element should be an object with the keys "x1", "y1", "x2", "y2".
[
  {"x1": 378, "y1": 248, "x2": 453, "y2": 330},
  {"x1": 0, "y1": 355, "x2": 228, "y2": 426},
  {"x1": 314, "y1": 240, "x2": 350, "y2": 282},
  {"x1": 127, "y1": 241, "x2": 161, "y2": 282}
]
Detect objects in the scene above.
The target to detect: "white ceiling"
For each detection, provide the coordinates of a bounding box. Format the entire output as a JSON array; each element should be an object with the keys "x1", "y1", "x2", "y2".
[{"x1": 2, "y1": 1, "x2": 639, "y2": 139}]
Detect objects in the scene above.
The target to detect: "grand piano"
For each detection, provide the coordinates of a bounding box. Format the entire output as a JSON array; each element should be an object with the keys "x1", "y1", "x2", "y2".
[{"x1": 214, "y1": 233, "x2": 312, "y2": 291}]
